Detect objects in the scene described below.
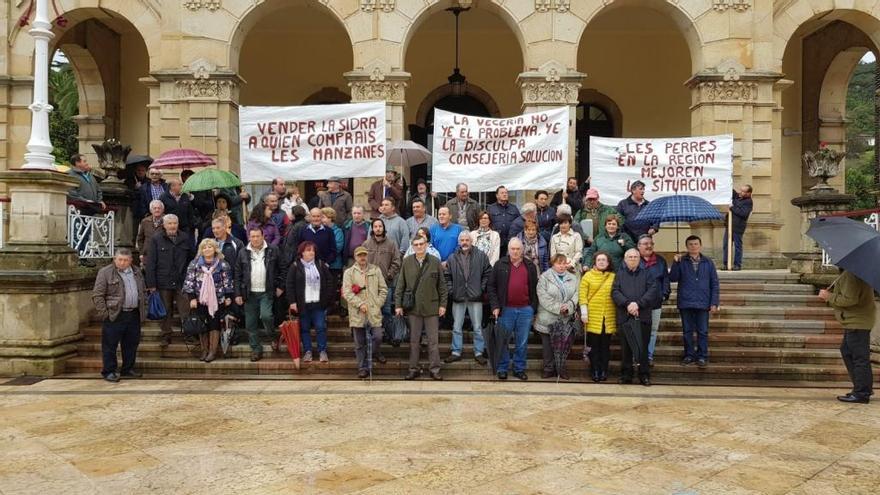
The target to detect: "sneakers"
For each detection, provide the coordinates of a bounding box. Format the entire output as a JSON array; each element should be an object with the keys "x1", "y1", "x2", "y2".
[
  {"x1": 443, "y1": 354, "x2": 462, "y2": 364},
  {"x1": 697, "y1": 359, "x2": 707, "y2": 369},
  {"x1": 474, "y1": 354, "x2": 487, "y2": 366},
  {"x1": 303, "y1": 351, "x2": 313, "y2": 363},
  {"x1": 319, "y1": 351, "x2": 329, "y2": 363},
  {"x1": 681, "y1": 356, "x2": 695, "y2": 366}
]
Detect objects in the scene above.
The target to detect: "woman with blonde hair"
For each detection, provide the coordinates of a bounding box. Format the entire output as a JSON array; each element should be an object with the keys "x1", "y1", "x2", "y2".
[
  {"x1": 579, "y1": 251, "x2": 616, "y2": 382},
  {"x1": 183, "y1": 238, "x2": 234, "y2": 362}
]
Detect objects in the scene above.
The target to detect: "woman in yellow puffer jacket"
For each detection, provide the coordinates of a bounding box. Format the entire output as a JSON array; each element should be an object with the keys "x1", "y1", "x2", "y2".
[{"x1": 578, "y1": 251, "x2": 616, "y2": 383}]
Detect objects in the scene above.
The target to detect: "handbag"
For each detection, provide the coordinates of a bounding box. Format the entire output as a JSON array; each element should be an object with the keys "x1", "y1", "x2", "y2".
[
  {"x1": 401, "y1": 259, "x2": 428, "y2": 311},
  {"x1": 182, "y1": 313, "x2": 207, "y2": 336},
  {"x1": 391, "y1": 315, "x2": 410, "y2": 345},
  {"x1": 147, "y1": 291, "x2": 166, "y2": 320}
]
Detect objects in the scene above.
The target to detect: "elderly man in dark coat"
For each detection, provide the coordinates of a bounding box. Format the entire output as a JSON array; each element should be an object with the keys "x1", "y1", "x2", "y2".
[{"x1": 612, "y1": 248, "x2": 660, "y2": 386}]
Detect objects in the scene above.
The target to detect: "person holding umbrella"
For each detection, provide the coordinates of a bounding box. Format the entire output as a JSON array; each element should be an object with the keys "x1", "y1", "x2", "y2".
[
  {"x1": 669, "y1": 235, "x2": 720, "y2": 368},
  {"x1": 612, "y1": 249, "x2": 660, "y2": 386},
  {"x1": 342, "y1": 246, "x2": 388, "y2": 379},
  {"x1": 535, "y1": 254, "x2": 580, "y2": 379}
]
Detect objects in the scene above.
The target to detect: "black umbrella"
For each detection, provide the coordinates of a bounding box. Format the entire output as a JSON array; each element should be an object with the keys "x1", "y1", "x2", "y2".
[
  {"x1": 126, "y1": 154, "x2": 153, "y2": 167},
  {"x1": 481, "y1": 319, "x2": 497, "y2": 375},
  {"x1": 548, "y1": 316, "x2": 577, "y2": 382},
  {"x1": 620, "y1": 317, "x2": 645, "y2": 366},
  {"x1": 807, "y1": 216, "x2": 880, "y2": 292},
  {"x1": 483, "y1": 317, "x2": 511, "y2": 375}
]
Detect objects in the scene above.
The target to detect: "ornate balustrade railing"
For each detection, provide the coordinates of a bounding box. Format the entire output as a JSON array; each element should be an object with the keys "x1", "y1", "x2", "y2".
[{"x1": 68, "y1": 205, "x2": 114, "y2": 258}]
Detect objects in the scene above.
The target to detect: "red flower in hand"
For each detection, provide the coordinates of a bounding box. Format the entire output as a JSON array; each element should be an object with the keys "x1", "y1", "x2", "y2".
[{"x1": 351, "y1": 284, "x2": 362, "y2": 295}]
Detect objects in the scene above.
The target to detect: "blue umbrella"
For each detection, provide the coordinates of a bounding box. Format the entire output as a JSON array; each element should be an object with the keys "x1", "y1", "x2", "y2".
[
  {"x1": 806, "y1": 216, "x2": 880, "y2": 292},
  {"x1": 633, "y1": 195, "x2": 723, "y2": 251}
]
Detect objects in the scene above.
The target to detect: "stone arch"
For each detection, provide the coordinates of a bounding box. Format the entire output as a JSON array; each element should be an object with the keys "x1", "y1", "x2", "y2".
[
  {"x1": 577, "y1": 88, "x2": 622, "y2": 137},
  {"x1": 58, "y1": 44, "x2": 108, "y2": 162},
  {"x1": 773, "y1": 1, "x2": 880, "y2": 71},
  {"x1": 818, "y1": 47, "x2": 869, "y2": 126},
  {"x1": 228, "y1": 0, "x2": 354, "y2": 74},
  {"x1": 574, "y1": 0, "x2": 704, "y2": 72},
  {"x1": 302, "y1": 87, "x2": 351, "y2": 105},
  {"x1": 415, "y1": 83, "x2": 501, "y2": 129},
  {"x1": 399, "y1": 0, "x2": 528, "y2": 71},
  {"x1": 9, "y1": 1, "x2": 161, "y2": 73}
]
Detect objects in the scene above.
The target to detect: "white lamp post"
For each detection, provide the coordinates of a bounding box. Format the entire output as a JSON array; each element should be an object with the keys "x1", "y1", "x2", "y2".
[{"x1": 22, "y1": 0, "x2": 56, "y2": 170}]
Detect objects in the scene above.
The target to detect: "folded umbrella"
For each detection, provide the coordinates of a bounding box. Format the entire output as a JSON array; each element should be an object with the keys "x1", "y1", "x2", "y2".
[
  {"x1": 221, "y1": 314, "x2": 236, "y2": 356},
  {"x1": 150, "y1": 148, "x2": 216, "y2": 170},
  {"x1": 633, "y1": 194, "x2": 723, "y2": 251},
  {"x1": 620, "y1": 317, "x2": 645, "y2": 367},
  {"x1": 491, "y1": 317, "x2": 512, "y2": 375},
  {"x1": 548, "y1": 316, "x2": 577, "y2": 382},
  {"x1": 181, "y1": 168, "x2": 241, "y2": 193},
  {"x1": 807, "y1": 216, "x2": 880, "y2": 292},
  {"x1": 279, "y1": 315, "x2": 302, "y2": 370},
  {"x1": 481, "y1": 318, "x2": 497, "y2": 375}
]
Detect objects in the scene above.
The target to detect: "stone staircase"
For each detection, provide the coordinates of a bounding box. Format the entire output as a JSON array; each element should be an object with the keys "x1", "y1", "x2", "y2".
[{"x1": 61, "y1": 270, "x2": 853, "y2": 385}]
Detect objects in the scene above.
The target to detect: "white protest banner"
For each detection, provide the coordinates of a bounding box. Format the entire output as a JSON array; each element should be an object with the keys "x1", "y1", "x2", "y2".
[
  {"x1": 589, "y1": 135, "x2": 734, "y2": 205},
  {"x1": 431, "y1": 107, "x2": 569, "y2": 192},
  {"x1": 239, "y1": 101, "x2": 386, "y2": 182}
]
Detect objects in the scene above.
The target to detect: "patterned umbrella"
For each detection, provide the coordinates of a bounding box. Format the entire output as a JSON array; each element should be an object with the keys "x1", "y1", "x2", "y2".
[
  {"x1": 150, "y1": 148, "x2": 216, "y2": 170},
  {"x1": 633, "y1": 194, "x2": 723, "y2": 251}
]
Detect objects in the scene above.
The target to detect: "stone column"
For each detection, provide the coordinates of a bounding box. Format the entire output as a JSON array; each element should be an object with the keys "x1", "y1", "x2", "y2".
[
  {"x1": 518, "y1": 61, "x2": 584, "y2": 180},
  {"x1": 0, "y1": 171, "x2": 96, "y2": 376},
  {"x1": 345, "y1": 66, "x2": 410, "y2": 208},
  {"x1": 688, "y1": 59, "x2": 784, "y2": 267},
  {"x1": 21, "y1": 0, "x2": 55, "y2": 170}
]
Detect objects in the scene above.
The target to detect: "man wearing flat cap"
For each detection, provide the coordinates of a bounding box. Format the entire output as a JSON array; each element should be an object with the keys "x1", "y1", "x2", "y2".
[{"x1": 317, "y1": 176, "x2": 353, "y2": 226}]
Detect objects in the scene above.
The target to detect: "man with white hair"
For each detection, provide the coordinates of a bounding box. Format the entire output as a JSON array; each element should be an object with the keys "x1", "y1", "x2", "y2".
[
  {"x1": 508, "y1": 202, "x2": 537, "y2": 240},
  {"x1": 488, "y1": 237, "x2": 539, "y2": 381},
  {"x1": 160, "y1": 178, "x2": 196, "y2": 236},
  {"x1": 612, "y1": 248, "x2": 660, "y2": 386},
  {"x1": 136, "y1": 167, "x2": 167, "y2": 221},
  {"x1": 136, "y1": 199, "x2": 165, "y2": 264},
  {"x1": 145, "y1": 213, "x2": 195, "y2": 347},
  {"x1": 445, "y1": 230, "x2": 492, "y2": 365}
]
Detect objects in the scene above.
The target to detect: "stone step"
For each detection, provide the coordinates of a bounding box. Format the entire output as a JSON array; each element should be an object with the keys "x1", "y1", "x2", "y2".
[
  {"x1": 62, "y1": 356, "x2": 851, "y2": 382},
  {"x1": 661, "y1": 307, "x2": 835, "y2": 320},
  {"x1": 693, "y1": 283, "x2": 815, "y2": 294},
  {"x1": 75, "y1": 341, "x2": 845, "y2": 365},
  {"x1": 715, "y1": 270, "x2": 803, "y2": 283},
  {"x1": 667, "y1": 294, "x2": 825, "y2": 307}
]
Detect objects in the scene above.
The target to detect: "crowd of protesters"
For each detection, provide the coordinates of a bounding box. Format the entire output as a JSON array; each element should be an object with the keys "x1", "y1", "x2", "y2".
[{"x1": 95, "y1": 169, "x2": 746, "y2": 388}]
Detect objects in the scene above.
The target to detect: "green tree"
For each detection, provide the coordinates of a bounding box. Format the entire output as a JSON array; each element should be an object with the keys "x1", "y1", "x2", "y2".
[
  {"x1": 846, "y1": 150, "x2": 877, "y2": 210},
  {"x1": 47, "y1": 60, "x2": 79, "y2": 163}
]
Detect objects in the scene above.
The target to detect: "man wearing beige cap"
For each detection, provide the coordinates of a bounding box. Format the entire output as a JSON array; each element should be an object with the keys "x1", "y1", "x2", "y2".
[
  {"x1": 342, "y1": 245, "x2": 388, "y2": 378},
  {"x1": 574, "y1": 188, "x2": 622, "y2": 246}
]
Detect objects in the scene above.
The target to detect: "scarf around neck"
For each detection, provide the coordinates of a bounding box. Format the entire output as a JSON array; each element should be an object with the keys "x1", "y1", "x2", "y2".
[
  {"x1": 198, "y1": 257, "x2": 220, "y2": 316},
  {"x1": 302, "y1": 259, "x2": 321, "y2": 291}
]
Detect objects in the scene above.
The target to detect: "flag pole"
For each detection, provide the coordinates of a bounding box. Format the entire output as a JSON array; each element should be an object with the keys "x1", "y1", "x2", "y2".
[{"x1": 726, "y1": 207, "x2": 733, "y2": 270}]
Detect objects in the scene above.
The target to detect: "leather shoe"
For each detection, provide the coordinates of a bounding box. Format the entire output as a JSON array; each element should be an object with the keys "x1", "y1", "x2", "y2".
[
  {"x1": 542, "y1": 370, "x2": 555, "y2": 379},
  {"x1": 103, "y1": 372, "x2": 120, "y2": 383},
  {"x1": 640, "y1": 377, "x2": 652, "y2": 387},
  {"x1": 374, "y1": 353, "x2": 387, "y2": 364},
  {"x1": 513, "y1": 371, "x2": 528, "y2": 381},
  {"x1": 497, "y1": 371, "x2": 508, "y2": 380},
  {"x1": 250, "y1": 351, "x2": 262, "y2": 362},
  {"x1": 404, "y1": 370, "x2": 420, "y2": 380},
  {"x1": 599, "y1": 371, "x2": 608, "y2": 382},
  {"x1": 429, "y1": 372, "x2": 443, "y2": 381},
  {"x1": 443, "y1": 354, "x2": 462, "y2": 364},
  {"x1": 558, "y1": 371, "x2": 570, "y2": 381},
  {"x1": 357, "y1": 369, "x2": 369, "y2": 379},
  {"x1": 591, "y1": 371, "x2": 600, "y2": 383},
  {"x1": 474, "y1": 354, "x2": 487, "y2": 366},
  {"x1": 837, "y1": 394, "x2": 869, "y2": 404},
  {"x1": 120, "y1": 370, "x2": 143, "y2": 379}
]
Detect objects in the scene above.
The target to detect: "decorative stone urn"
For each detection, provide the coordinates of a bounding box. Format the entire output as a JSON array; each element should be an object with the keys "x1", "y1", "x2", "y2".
[
  {"x1": 802, "y1": 144, "x2": 845, "y2": 193},
  {"x1": 92, "y1": 139, "x2": 135, "y2": 251},
  {"x1": 91, "y1": 138, "x2": 131, "y2": 183}
]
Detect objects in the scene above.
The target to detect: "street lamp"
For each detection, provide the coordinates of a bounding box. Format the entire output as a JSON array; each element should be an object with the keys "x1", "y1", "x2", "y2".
[{"x1": 446, "y1": 6, "x2": 470, "y2": 98}]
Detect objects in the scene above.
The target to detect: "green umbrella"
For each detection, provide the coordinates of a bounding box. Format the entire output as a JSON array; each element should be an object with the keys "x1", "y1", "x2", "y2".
[{"x1": 181, "y1": 168, "x2": 241, "y2": 193}]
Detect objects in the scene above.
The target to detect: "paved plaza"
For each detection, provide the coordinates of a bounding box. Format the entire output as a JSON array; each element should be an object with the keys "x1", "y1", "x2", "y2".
[{"x1": 0, "y1": 379, "x2": 877, "y2": 494}]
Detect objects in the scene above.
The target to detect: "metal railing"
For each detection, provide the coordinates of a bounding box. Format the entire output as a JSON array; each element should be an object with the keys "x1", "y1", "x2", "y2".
[
  {"x1": 822, "y1": 212, "x2": 879, "y2": 266},
  {"x1": 68, "y1": 205, "x2": 115, "y2": 258}
]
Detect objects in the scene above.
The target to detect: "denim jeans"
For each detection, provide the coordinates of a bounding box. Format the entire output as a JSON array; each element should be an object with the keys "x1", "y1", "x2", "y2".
[
  {"x1": 680, "y1": 308, "x2": 710, "y2": 360},
  {"x1": 722, "y1": 230, "x2": 744, "y2": 268},
  {"x1": 300, "y1": 306, "x2": 328, "y2": 353},
  {"x1": 451, "y1": 301, "x2": 485, "y2": 356},
  {"x1": 497, "y1": 306, "x2": 533, "y2": 373},
  {"x1": 244, "y1": 291, "x2": 275, "y2": 352},
  {"x1": 647, "y1": 307, "x2": 662, "y2": 360},
  {"x1": 101, "y1": 310, "x2": 141, "y2": 376}
]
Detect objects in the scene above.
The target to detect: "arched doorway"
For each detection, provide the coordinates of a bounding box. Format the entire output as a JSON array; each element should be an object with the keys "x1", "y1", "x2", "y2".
[{"x1": 575, "y1": 89, "x2": 623, "y2": 184}]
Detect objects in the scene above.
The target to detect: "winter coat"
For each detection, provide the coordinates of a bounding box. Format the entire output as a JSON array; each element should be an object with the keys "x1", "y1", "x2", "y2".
[
  {"x1": 508, "y1": 214, "x2": 529, "y2": 240},
  {"x1": 299, "y1": 224, "x2": 338, "y2": 266},
  {"x1": 574, "y1": 203, "x2": 621, "y2": 242},
  {"x1": 517, "y1": 232, "x2": 549, "y2": 273},
  {"x1": 616, "y1": 196, "x2": 659, "y2": 240},
  {"x1": 362, "y1": 236, "x2": 401, "y2": 285},
  {"x1": 233, "y1": 243, "x2": 284, "y2": 298},
  {"x1": 640, "y1": 254, "x2": 671, "y2": 310},
  {"x1": 92, "y1": 264, "x2": 147, "y2": 323},
  {"x1": 183, "y1": 257, "x2": 234, "y2": 301},
  {"x1": 67, "y1": 168, "x2": 103, "y2": 204},
  {"x1": 380, "y1": 213, "x2": 411, "y2": 254},
  {"x1": 584, "y1": 228, "x2": 634, "y2": 270},
  {"x1": 611, "y1": 265, "x2": 660, "y2": 323},
  {"x1": 550, "y1": 230, "x2": 584, "y2": 272},
  {"x1": 342, "y1": 219, "x2": 370, "y2": 260},
  {"x1": 669, "y1": 255, "x2": 720, "y2": 310},
  {"x1": 145, "y1": 230, "x2": 194, "y2": 290},
  {"x1": 210, "y1": 235, "x2": 244, "y2": 273},
  {"x1": 446, "y1": 247, "x2": 492, "y2": 303},
  {"x1": 535, "y1": 268, "x2": 580, "y2": 334},
  {"x1": 536, "y1": 205, "x2": 557, "y2": 242},
  {"x1": 317, "y1": 189, "x2": 353, "y2": 226},
  {"x1": 341, "y1": 263, "x2": 388, "y2": 328},
  {"x1": 487, "y1": 202, "x2": 520, "y2": 245},
  {"x1": 488, "y1": 257, "x2": 539, "y2": 312},
  {"x1": 160, "y1": 192, "x2": 196, "y2": 234},
  {"x1": 329, "y1": 224, "x2": 344, "y2": 270},
  {"x1": 135, "y1": 180, "x2": 168, "y2": 220},
  {"x1": 246, "y1": 220, "x2": 281, "y2": 247},
  {"x1": 368, "y1": 180, "x2": 403, "y2": 217},
  {"x1": 286, "y1": 259, "x2": 336, "y2": 309},
  {"x1": 728, "y1": 191, "x2": 753, "y2": 235},
  {"x1": 578, "y1": 269, "x2": 616, "y2": 334},
  {"x1": 444, "y1": 197, "x2": 481, "y2": 231},
  {"x1": 394, "y1": 254, "x2": 448, "y2": 317},
  {"x1": 469, "y1": 228, "x2": 501, "y2": 266},
  {"x1": 136, "y1": 216, "x2": 163, "y2": 259},
  {"x1": 828, "y1": 270, "x2": 876, "y2": 330}
]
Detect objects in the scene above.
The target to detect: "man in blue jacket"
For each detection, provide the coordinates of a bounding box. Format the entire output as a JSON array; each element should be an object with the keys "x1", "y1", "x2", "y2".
[
  {"x1": 722, "y1": 185, "x2": 753, "y2": 271},
  {"x1": 669, "y1": 235, "x2": 720, "y2": 368}
]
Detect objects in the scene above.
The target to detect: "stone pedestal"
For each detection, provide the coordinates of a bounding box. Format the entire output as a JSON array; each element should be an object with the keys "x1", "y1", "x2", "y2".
[
  {"x1": 789, "y1": 191, "x2": 854, "y2": 285},
  {"x1": 0, "y1": 170, "x2": 97, "y2": 376},
  {"x1": 100, "y1": 180, "x2": 136, "y2": 252}
]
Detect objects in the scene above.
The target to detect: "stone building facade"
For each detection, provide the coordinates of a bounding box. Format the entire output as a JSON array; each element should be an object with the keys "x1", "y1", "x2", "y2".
[{"x1": 1, "y1": 0, "x2": 878, "y2": 266}]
